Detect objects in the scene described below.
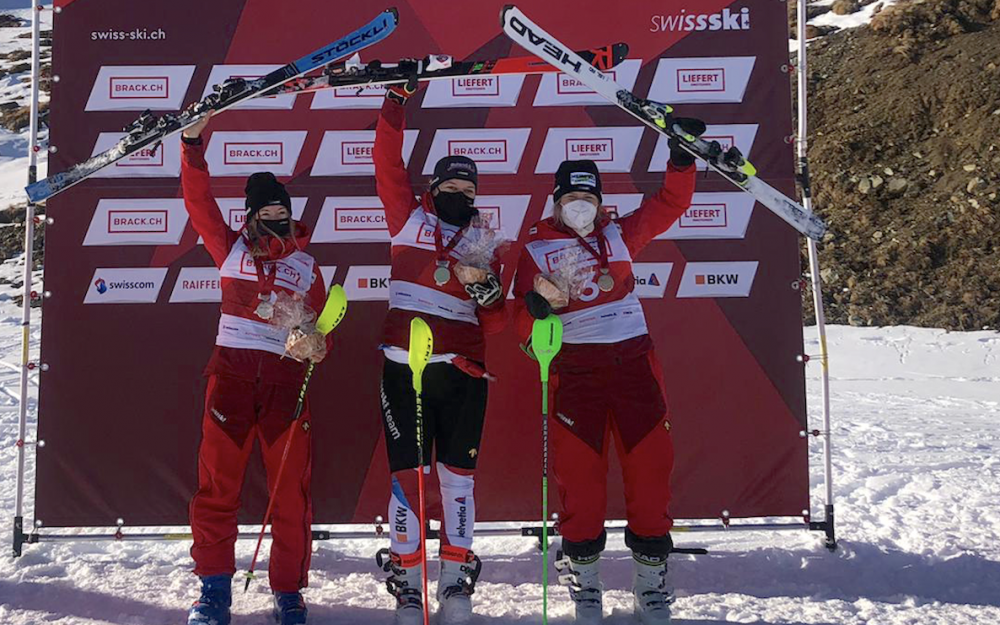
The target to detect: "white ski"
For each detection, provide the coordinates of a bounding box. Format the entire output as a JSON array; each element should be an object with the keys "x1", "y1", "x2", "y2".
[{"x1": 500, "y1": 5, "x2": 828, "y2": 241}]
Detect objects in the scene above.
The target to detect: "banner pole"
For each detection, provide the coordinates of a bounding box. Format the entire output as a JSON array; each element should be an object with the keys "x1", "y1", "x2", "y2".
[
  {"x1": 13, "y1": 0, "x2": 45, "y2": 559},
  {"x1": 797, "y1": 0, "x2": 836, "y2": 551}
]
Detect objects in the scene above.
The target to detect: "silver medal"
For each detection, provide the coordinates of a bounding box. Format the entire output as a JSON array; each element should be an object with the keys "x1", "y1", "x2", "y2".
[
  {"x1": 597, "y1": 270, "x2": 615, "y2": 293},
  {"x1": 255, "y1": 295, "x2": 274, "y2": 320},
  {"x1": 434, "y1": 262, "x2": 452, "y2": 286}
]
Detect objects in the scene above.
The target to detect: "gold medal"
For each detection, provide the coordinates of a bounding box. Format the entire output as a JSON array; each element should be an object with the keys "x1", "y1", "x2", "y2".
[
  {"x1": 597, "y1": 269, "x2": 615, "y2": 292},
  {"x1": 433, "y1": 261, "x2": 452, "y2": 286}
]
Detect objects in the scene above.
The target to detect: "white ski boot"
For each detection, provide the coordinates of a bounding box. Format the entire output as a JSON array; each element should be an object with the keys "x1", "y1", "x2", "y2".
[
  {"x1": 436, "y1": 548, "x2": 482, "y2": 624},
  {"x1": 631, "y1": 552, "x2": 675, "y2": 625},
  {"x1": 555, "y1": 552, "x2": 603, "y2": 623},
  {"x1": 377, "y1": 549, "x2": 424, "y2": 625}
]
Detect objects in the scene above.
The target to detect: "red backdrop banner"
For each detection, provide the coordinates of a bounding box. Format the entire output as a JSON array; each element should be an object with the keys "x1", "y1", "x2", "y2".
[{"x1": 38, "y1": 0, "x2": 808, "y2": 528}]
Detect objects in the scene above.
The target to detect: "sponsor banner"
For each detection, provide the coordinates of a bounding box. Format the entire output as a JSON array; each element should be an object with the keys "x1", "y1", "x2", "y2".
[
  {"x1": 676, "y1": 261, "x2": 759, "y2": 298},
  {"x1": 422, "y1": 74, "x2": 526, "y2": 108},
  {"x1": 201, "y1": 65, "x2": 297, "y2": 110},
  {"x1": 535, "y1": 127, "x2": 645, "y2": 174},
  {"x1": 311, "y1": 83, "x2": 388, "y2": 109},
  {"x1": 85, "y1": 65, "x2": 195, "y2": 111},
  {"x1": 659, "y1": 192, "x2": 755, "y2": 240},
  {"x1": 632, "y1": 262, "x2": 673, "y2": 299},
  {"x1": 84, "y1": 268, "x2": 168, "y2": 304},
  {"x1": 533, "y1": 59, "x2": 642, "y2": 106},
  {"x1": 83, "y1": 199, "x2": 188, "y2": 246},
  {"x1": 422, "y1": 129, "x2": 531, "y2": 175},
  {"x1": 344, "y1": 265, "x2": 391, "y2": 301},
  {"x1": 313, "y1": 196, "x2": 388, "y2": 243},
  {"x1": 541, "y1": 193, "x2": 644, "y2": 220},
  {"x1": 169, "y1": 267, "x2": 222, "y2": 303},
  {"x1": 196, "y1": 197, "x2": 307, "y2": 244},
  {"x1": 647, "y1": 57, "x2": 756, "y2": 104},
  {"x1": 311, "y1": 130, "x2": 419, "y2": 176},
  {"x1": 204, "y1": 131, "x2": 308, "y2": 176},
  {"x1": 648, "y1": 124, "x2": 759, "y2": 172},
  {"x1": 471, "y1": 195, "x2": 532, "y2": 242},
  {"x1": 319, "y1": 266, "x2": 339, "y2": 287},
  {"x1": 88, "y1": 133, "x2": 181, "y2": 178}
]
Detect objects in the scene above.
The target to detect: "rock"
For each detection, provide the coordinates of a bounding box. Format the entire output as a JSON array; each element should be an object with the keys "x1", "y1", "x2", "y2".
[
  {"x1": 0, "y1": 13, "x2": 23, "y2": 28},
  {"x1": 969, "y1": 198, "x2": 980, "y2": 209},
  {"x1": 873, "y1": 230, "x2": 884, "y2": 240},
  {"x1": 888, "y1": 178, "x2": 909, "y2": 195},
  {"x1": 871, "y1": 175, "x2": 885, "y2": 189},
  {"x1": 832, "y1": 0, "x2": 860, "y2": 15},
  {"x1": 967, "y1": 178, "x2": 980, "y2": 193},
  {"x1": 859, "y1": 178, "x2": 872, "y2": 194},
  {"x1": 963, "y1": 164, "x2": 977, "y2": 172},
  {"x1": 884, "y1": 167, "x2": 895, "y2": 176},
  {"x1": 806, "y1": 25, "x2": 839, "y2": 39}
]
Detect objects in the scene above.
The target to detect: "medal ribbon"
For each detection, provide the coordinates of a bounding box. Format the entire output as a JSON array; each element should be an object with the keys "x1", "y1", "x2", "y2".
[
  {"x1": 253, "y1": 258, "x2": 278, "y2": 300},
  {"x1": 432, "y1": 214, "x2": 468, "y2": 266},
  {"x1": 570, "y1": 228, "x2": 611, "y2": 276}
]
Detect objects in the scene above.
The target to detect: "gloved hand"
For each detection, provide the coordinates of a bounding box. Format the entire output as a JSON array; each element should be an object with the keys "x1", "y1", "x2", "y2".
[
  {"x1": 465, "y1": 273, "x2": 503, "y2": 307},
  {"x1": 668, "y1": 117, "x2": 708, "y2": 169},
  {"x1": 524, "y1": 290, "x2": 553, "y2": 320},
  {"x1": 385, "y1": 62, "x2": 420, "y2": 105}
]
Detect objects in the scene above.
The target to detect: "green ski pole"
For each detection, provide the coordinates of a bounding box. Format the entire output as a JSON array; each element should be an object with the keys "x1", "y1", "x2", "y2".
[{"x1": 531, "y1": 314, "x2": 563, "y2": 625}]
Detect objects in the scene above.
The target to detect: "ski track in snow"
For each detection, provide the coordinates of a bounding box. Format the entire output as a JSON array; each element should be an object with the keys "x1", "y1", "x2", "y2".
[
  {"x1": 0, "y1": 3, "x2": 997, "y2": 623},
  {"x1": 0, "y1": 246, "x2": 996, "y2": 624}
]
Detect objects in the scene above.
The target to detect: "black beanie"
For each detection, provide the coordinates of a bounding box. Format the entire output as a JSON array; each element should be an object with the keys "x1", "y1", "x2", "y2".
[
  {"x1": 245, "y1": 172, "x2": 291, "y2": 217},
  {"x1": 553, "y1": 160, "x2": 602, "y2": 204},
  {"x1": 430, "y1": 155, "x2": 478, "y2": 192}
]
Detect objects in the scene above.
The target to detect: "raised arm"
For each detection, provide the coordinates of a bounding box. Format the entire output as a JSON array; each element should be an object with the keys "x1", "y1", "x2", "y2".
[
  {"x1": 180, "y1": 114, "x2": 237, "y2": 268},
  {"x1": 374, "y1": 95, "x2": 420, "y2": 236},
  {"x1": 617, "y1": 162, "x2": 696, "y2": 256}
]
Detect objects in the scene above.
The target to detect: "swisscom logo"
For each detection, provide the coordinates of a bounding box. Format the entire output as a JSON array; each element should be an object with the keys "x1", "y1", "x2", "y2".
[{"x1": 84, "y1": 268, "x2": 167, "y2": 304}]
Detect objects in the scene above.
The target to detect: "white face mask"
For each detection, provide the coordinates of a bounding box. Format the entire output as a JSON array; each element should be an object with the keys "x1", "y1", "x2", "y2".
[{"x1": 561, "y1": 199, "x2": 598, "y2": 235}]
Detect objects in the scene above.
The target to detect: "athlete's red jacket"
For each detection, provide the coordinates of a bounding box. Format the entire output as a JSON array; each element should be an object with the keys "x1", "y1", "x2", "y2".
[
  {"x1": 374, "y1": 98, "x2": 507, "y2": 362},
  {"x1": 512, "y1": 163, "x2": 696, "y2": 368},
  {"x1": 181, "y1": 139, "x2": 328, "y2": 385}
]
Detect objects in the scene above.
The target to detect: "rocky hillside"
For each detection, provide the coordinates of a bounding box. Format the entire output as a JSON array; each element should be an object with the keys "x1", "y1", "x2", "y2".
[{"x1": 799, "y1": 0, "x2": 1000, "y2": 330}]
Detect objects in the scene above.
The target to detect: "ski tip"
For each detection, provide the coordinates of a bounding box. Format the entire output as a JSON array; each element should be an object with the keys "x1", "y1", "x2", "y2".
[
  {"x1": 385, "y1": 7, "x2": 399, "y2": 22},
  {"x1": 613, "y1": 42, "x2": 630, "y2": 64},
  {"x1": 499, "y1": 4, "x2": 515, "y2": 27}
]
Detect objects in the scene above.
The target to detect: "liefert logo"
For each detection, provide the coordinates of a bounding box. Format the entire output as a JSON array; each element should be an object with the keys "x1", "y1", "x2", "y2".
[
  {"x1": 94, "y1": 277, "x2": 155, "y2": 293},
  {"x1": 650, "y1": 8, "x2": 751, "y2": 32}
]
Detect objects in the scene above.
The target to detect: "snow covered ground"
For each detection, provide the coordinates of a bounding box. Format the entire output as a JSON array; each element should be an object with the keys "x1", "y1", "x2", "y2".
[{"x1": 0, "y1": 241, "x2": 996, "y2": 624}]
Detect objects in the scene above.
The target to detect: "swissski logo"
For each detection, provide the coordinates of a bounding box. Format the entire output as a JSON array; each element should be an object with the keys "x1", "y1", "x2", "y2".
[
  {"x1": 533, "y1": 59, "x2": 642, "y2": 107},
  {"x1": 312, "y1": 197, "x2": 390, "y2": 243},
  {"x1": 676, "y1": 262, "x2": 759, "y2": 298},
  {"x1": 84, "y1": 268, "x2": 168, "y2": 304},
  {"x1": 632, "y1": 263, "x2": 674, "y2": 299},
  {"x1": 169, "y1": 267, "x2": 222, "y2": 303},
  {"x1": 344, "y1": 266, "x2": 392, "y2": 301},
  {"x1": 312, "y1": 130, "x2": 419, "y2": 176},
  {"x1": 647, "y1": 125, "x2": 759, "y2": 172},
  {"x1": 202, "y1": 65, "x2": 296, "y2": 110},
  {"x1": 204, "y1": 131, "x2": 307, "y2": 176},
  {"x1": 422, "y1": 74, "x2": 525, "y2": 108},
  {"x1": 89, "y1": 133, "x2": 180, "y2": 178},
  {"x1": 86, "y1": 65, "x2": 195, "y2": 111},
  {"x1": 647, "y1": 57, "x2": 757, "y2": 104},
  {"x1": 84, "y1": 199, "x2": 188, "y2": 246},
  {"x1": 423, "y1": 129, "x2": 531, "y2": 175},
  {"x1": 536, "y1": 127, "x2": 644, "y2": 174},
  {"x1": 650, "y1": 7, "x2": 752, "y2": 32}
]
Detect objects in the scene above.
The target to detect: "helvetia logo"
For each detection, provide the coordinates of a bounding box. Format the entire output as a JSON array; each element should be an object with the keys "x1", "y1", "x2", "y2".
[
  {"x1": 634, "y1": 273, "x2": 661, "y2": 287},
  {"x1": 455, "y1": 497, "x2": 468, "y2": 537},
  {"x1": 650, "y1": 8, "x2": 751, "y2": 32}
]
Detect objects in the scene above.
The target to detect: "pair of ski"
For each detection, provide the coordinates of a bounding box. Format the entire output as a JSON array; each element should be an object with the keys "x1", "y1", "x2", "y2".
[{"x1": 24, "y1": 7, "x2": 627, "y2": 204}]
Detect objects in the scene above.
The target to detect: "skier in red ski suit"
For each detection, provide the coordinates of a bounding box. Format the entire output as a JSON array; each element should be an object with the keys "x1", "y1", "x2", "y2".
[
  {"x1": 181, "y1": 113, "x2": 329, "y2": 625},
  {"x1": 373, "y1": 81, "x2": 508, "y2": 625},
  {"x1": 512, "y1": 118, "x2": 705, "y2": 625}
]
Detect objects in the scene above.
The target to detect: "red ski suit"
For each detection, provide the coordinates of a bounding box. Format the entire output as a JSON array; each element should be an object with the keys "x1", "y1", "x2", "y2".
[
  {"x1": 182, "y1": 138, "x2": 328, "y2": 592},
  {"x1": 512, "y1": 163, "x2": 696, "y2": 555}
]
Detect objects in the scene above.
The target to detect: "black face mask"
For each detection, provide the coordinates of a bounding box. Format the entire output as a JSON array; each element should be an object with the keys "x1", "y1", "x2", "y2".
[
  {"x1": 434, "y1": 191, "x2": 478, "y2": 228},
  {"x1": 259, "y1": 218, "x2": 292, "y2": 238}
]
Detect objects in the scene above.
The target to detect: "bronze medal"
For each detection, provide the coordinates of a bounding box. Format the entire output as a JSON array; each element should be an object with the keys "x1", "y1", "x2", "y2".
[
  {"x1": 255, "y1": 296, "x2": 275, "y2": 320},
  {"x1": 597, "y1": 269, "x2": 615, "y2": 292}
]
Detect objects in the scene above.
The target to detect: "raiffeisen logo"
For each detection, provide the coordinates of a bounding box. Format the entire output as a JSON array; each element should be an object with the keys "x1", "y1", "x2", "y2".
[{"x1": 650, "y1": 7, "x2": 751, "y2": 32}]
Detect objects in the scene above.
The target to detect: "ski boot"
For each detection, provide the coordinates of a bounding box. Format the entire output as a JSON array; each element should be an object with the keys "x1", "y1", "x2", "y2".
[
  {"x1": 436, "y1": 547, "x2": 482, "y2": 624},
  {"x1": 187, "y1": 574, "x2": 232, "y2": 625},
  {"x1": 377, "y1": 548, "x2": 424, "y2": 625},
  {"x1": 555, "y1": 551, "x2": 602, "y2": 623},
  {"x1": 272, "y1": 591, "x2": 308, "y2": 625},
  {"x1": 631, "y1": 552, "x2": 675, "y2": 625}
]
